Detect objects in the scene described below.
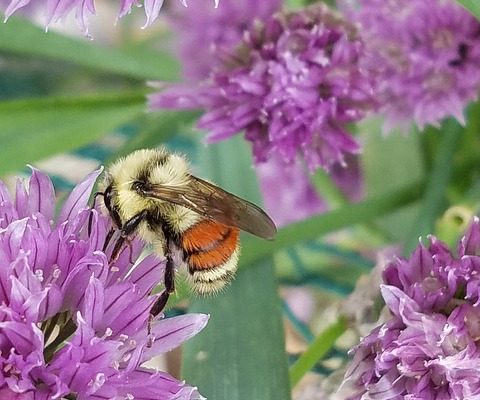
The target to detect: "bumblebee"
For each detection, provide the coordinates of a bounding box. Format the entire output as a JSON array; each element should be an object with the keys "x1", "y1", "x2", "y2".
[{"x1": 95, "y1": 148, "x2": 276, "y2": 321}]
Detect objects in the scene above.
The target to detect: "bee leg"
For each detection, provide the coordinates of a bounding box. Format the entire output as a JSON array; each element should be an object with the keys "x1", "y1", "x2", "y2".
[
  {"x1": 110, "y1": 237, "x2": 134, "y2": 265},
  {"x1": 149, "y1": 256, "x2": 175, "y2": 317},
  {"x1": 88, "y1": 192, "x2": 116, "y2": 253},
  {"x1": 148, "y1": 237, "x2": 176, "y2": 341},
  {"x1": 110, "y1": 235, "x2": 126, "y2": 264},
  {"x1": 102, "y1": 227, "x2": 115, "y2": 252},
  {"x1": 125, "y1": 236, "x2": 135, "y2": 265},
  {"x1": 88, "y1": 192, "x2": 104, "y2": 236},
  {"x1": 109, "y1": 210, "x2": 148, "y2": 264}
]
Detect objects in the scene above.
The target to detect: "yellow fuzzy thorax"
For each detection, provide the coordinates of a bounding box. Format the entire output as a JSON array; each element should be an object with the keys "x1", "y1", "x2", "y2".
[{"x1": 106, "y1": 147, "x2": 201, "y2": 233}]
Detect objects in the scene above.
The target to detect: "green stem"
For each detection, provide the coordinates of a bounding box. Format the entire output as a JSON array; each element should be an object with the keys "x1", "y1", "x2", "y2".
[
  {"x1": 311, "y1": 164, "x2": 392, "y2": 245},
  {"x1": 311, "y1": 168, "x2": 347, "y2": 208},
  {"x1": 240, "y1": 180, "x2": 423, "y2": 268},
  {"x1": 282, "y1": 301, "x2": 315, "y2": 343},
  {"x1": 404, "y1": 120, "x2": 462, "y2": 254},
  {"x1": 289, "y1": 316, "x2": 347, "y2": 387}
]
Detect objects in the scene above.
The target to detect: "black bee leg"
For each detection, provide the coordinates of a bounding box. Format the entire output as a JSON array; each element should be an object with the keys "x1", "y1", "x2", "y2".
[
  {"x1": 88, "y1": 192, "x2": 104, "y2": 236},
  {"x1": 110, "y1": 237, "x2": 135, "y2": 265},
  {"x1": 125, "y1": 236, "x2": 135, "y2": 265},
  {"x1": 148, "y1": 237, "x2": 176, "y2": 342},
  {"x1": 110, "y1": 235, "x2": 126, "y2": 264},
  {"x1": 102, "y1": 227, "x2": 115, "y2": 252},
  {"x1": 149, "y1": 256, "x2": 175, "y2": 317},
  {"x1": 109, "y1": 210, "x2": 148, "y2": 264}
]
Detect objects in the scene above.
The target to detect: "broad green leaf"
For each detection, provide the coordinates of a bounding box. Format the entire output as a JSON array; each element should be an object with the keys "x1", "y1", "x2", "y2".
[
  {"x1": 182, "y1": 136, "x2": 291, "y2": 400},
  {"x1": 455, "y1": 0, "x2": 480, "y2": 20},
  {"x1": 0, "y1": 91, "x2": 146, "y2": 174},
  {"x1": 0, "y1": 17, "x2": 179, "y2": 80}
]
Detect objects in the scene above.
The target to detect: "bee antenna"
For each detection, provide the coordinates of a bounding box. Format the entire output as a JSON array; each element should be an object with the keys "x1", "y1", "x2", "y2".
[{"x1": 121, "y1": 179, "x2": 136, "y2": 188}]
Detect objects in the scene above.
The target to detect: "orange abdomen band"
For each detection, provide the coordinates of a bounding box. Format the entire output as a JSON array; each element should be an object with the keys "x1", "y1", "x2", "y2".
[{"x1": 182, "y1": 220, "x2": 239, "y2": 270}]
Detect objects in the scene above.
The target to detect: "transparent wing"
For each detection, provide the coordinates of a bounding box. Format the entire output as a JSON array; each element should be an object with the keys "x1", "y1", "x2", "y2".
[{"x1": 141, "y1": 175, "x2": 277, "y2": 239}]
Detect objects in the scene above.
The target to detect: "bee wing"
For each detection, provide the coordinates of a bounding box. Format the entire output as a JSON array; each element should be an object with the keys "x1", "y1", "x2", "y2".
[{"x1": 143, "y1": 175, "x2": 277, "y2": 239}]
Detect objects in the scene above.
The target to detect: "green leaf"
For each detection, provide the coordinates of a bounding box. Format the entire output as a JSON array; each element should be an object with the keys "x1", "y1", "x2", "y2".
[
  {"x1": 0, "y1": 17, "x2": 179, "y2": 80},
  {"x1": 0, "y1": 91, "x2": 146, "y2": 174},
  {"x1": 113, "y1": 111, "x2": 199, "y2": 159},
  {"x1": 182, "y1": 137, "x2": 291, "y2": 400},
  {"x1": 454, "y1": 0, "x2": 480, "y2": 20}
]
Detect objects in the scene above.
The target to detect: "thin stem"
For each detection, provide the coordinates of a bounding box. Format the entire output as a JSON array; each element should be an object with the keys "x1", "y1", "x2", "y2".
[
  {"x1": 311, "y1": 168, "x2": 347, "y2": 208},
  {"x1": 311, "y1": 166, "x2": 393, "y2": 244},
  {"x1": 282, "y1": 301, "x2": 315, "y2": 343},
  {"x1": 289, "y1": 316, "x2": 347, "y2": 387},
  {"x1": 404, "y1": 120, "x2": 463, "y2": 254}
]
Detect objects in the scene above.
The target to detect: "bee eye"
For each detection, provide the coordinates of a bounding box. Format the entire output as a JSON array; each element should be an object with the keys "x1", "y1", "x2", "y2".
[{"x1": 132, "y1": 181, "x2": 148, "y2": 195}]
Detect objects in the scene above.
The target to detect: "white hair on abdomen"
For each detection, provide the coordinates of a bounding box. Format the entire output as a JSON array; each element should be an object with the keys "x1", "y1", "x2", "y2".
[{"x1": 188, "y1": 248, "x2": 240, "y2": 295}]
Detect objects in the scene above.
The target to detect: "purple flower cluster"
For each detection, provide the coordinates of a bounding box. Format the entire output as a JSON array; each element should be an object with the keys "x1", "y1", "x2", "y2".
[
  {"x1": 0, "y1": 167, "x2": 208, "y2": 399},
  {"x1": 342, "y1": 0, "x2": 480, "y2": 132},
  {"x1": 339, "y1": 217, "x2": 480, "y2": 399},
  {"x1": 150, "y1": 3, "x2": 376, "y2": 172},
  {"x1": 167, "y1": 0, "x2": 281, "y2": 81}
]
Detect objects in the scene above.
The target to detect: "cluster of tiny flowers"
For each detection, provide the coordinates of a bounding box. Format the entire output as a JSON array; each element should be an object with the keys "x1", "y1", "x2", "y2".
[
  {"x1": 342, "y1": 0, "x2": 480, "y2": 132},
  {"x1": 150, "y1": 3, "x2": 376, "y2": 172},
  {"x1": 167, "y1": 0, "x2": 281, "y2": 81},
  {"x1": 339, "y1": 217, "x2": 480, "y2": 399},
  {"x1": 0, "y1": 167, "x2": 208, "y2": 399},
  {"x1": 1, "y1": 0, "x2": 218, "y2": 35}
]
